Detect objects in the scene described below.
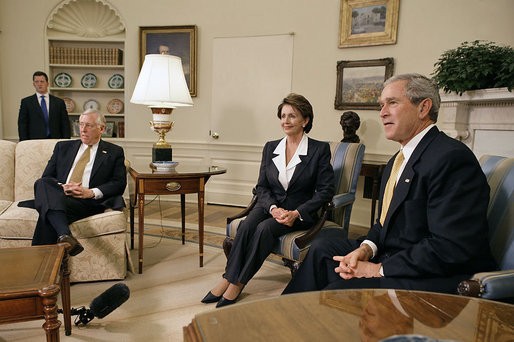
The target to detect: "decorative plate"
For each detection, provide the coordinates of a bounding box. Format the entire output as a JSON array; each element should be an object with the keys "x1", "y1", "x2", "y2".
[
  {"x1": 80, "y1": 73, "x2": 97, "y2": 88},
  {"x1": 63, "y1": 97, "x2": 75, "y2": 113},
  {"x1": 83, "y1": 99, "x2": 100, "y2": 111},
  {"x1": 108, "y1": 74, "x2": 124, "y2": 89},
  {"x1": 107, "y1": 99, "x2": 124, "y2": 114},
  {"x1": 54, "y1": 72, "x2": 72, "y2": 88}
]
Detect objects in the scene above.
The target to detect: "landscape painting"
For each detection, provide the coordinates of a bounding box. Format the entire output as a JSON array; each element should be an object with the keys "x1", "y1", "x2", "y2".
[{"x1": 335, "y1": 58, "x2": 394, "y2": 110}]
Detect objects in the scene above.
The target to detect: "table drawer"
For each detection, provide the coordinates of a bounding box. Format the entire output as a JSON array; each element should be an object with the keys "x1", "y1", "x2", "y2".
[
  {"x1": 140, "y1": 178, "x2": 201, "y2": 194},
  {"x1": 0, "y1": 297, "x2": 43, "y2": 323}
]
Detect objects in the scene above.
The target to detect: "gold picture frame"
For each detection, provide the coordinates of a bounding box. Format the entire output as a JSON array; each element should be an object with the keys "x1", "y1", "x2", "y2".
[
  {"x1": 339, "y1": 0, "x2": 400, "y2": 48},
  {"x1": 139, "y1": 25, "x2": 198, "y2": 97},
  {"x1": 335, "y1": 57, "x2": 394, "y2": 110}
]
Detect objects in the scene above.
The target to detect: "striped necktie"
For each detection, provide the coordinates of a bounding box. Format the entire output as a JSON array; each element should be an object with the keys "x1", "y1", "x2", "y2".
[{"x1": 379, "y1": 150, "x2": 404, "y2": 225}]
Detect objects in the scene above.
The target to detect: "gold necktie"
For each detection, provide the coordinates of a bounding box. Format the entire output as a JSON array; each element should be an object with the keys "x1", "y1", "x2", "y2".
[
  {"x1": 69, "y1": 146, "x2": 92, "y2": 183},
  {"x1": 379, "y1": 150, "x2": 404, "y2": 225}
]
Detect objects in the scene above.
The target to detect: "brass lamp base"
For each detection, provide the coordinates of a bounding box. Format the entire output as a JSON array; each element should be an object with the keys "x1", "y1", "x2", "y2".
[{"x1": 149, "y1": 107, "x2": 174, "y2": 163}]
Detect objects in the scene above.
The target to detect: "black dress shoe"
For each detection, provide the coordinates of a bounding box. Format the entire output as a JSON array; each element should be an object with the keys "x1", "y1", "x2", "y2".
[
  {"x1": 57, "y1": 234, "x2": 84, "y2": 256},
  {"x1": 201, "y1": 291, "x2": 222, "y2": 304},
  {"x1": 216, "y1": 296, "x2": 239, "y2": 308}
]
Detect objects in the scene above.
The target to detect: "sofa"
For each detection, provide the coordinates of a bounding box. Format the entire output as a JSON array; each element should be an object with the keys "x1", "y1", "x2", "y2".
[{"x1": 0, "y1": 139, "x2": 129, "y2": 283}]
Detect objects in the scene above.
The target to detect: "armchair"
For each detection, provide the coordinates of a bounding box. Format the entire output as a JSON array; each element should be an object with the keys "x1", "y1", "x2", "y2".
[
  {"x1": 457, "y1": 155, "x2": 514, "y2": 301},
  {"x1": 223, "y1": 142, "x2": 365, "y2": 274}
]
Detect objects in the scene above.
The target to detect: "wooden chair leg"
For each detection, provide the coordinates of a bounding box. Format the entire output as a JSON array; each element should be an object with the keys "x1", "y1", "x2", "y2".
[{"x1": 222, "y1": 237, "x2": 233, "y2": 258}]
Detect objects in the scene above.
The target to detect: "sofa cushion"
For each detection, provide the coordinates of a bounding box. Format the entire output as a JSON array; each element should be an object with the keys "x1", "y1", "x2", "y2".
[
  {"x1": 0, "y1": 140, "x2": 15, "y2": 201},
  {"x1": 0, "y1": 202, "x2": 126, "y2": 239},
  {"x1": 0, "y1": 203, "x2": 38, "y2": 239},
  {"x1": 14, "y1": 139, "x2": 65, "y2": 202},
  {"x1": 0, "y1": 200, "x2": 12, "y2": 215}
]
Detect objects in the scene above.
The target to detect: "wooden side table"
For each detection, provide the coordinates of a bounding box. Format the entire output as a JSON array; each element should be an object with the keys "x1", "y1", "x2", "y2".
[
  {"x1": 0, "y1": 245, "x2": 71, "y2": 341},
  {"x1": 360, "y1": 161, "x2": 386, "y2": 228},
  {"x1": 129, "y1": 163, "x2": 227, "y2": 273}
]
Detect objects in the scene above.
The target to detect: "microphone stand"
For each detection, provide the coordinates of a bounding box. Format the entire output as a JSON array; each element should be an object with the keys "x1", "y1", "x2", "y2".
[{"x1": 58, "y1": 306, "x2": 95, "y2": 326}]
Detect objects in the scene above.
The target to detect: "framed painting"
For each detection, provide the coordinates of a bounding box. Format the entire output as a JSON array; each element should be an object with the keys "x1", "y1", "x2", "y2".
[
  {"x1": 139, "y1": 25, "x2": 198, "y2": 96},
  {"x1": 339, "y1": 0, "x2": 400, "y2": 48},
  {"x1": 102, "y1": 121, "x2": 115, "y2": 138},
  {"x1": 334, "y1": 57, "x2": 394, "y2": 110}
]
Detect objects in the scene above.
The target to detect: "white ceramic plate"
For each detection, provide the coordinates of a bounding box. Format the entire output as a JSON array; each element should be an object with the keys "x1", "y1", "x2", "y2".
[
  {"x1": 108, "y1": 74, "x2": 124, "y2": 89},
  {"x1": 54, "y1": 72, "x2": 72, "y2": 87},
  {"x1": 83, "y1": 99, "x2": 100, "y2": 111},
  {"x1": 81, "y1": 73, "x2": 97, "y2": 88}
]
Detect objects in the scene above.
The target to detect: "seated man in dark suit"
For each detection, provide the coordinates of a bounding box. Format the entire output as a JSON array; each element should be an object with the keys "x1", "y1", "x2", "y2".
[
  {"x1": 30, "y1": 109, "x2": 126, "y2": 256},
  {"x1": 18, "y1": 71, "x2": 71, "y2": 140},
  {"x1": 283, "y1": 73, "x2": 497, "y2": 295}
]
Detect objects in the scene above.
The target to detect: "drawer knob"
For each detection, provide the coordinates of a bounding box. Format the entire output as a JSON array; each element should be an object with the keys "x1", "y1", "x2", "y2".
[{"x1": 166, "y1": 182, "x2": 181, "y2": 191}]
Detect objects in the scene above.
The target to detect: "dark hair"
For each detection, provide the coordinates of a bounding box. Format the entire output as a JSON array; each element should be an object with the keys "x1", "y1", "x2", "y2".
[
  {"x1": 276, "y1": 93, "x2": 314, "y2": 133},
  {"x1": 384, "y1": 73, "x2": 440, "y2": 122},
  {"x1": 32, "y1": 71, "x2": 49, "y2": 82}
]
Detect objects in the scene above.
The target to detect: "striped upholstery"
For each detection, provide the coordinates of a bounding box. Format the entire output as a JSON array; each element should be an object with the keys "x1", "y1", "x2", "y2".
[
  {"x1": 464, "y1": 155, "x2": 514, "y2": 300},
  {"x1": 226, "y1": 142, "x2": 365, "y2": 268}
]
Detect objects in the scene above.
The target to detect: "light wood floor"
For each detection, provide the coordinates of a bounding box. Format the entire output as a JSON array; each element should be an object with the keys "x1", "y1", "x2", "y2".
[{"x1": 141, "y1": 198, "x2": 369, "y2": 239}]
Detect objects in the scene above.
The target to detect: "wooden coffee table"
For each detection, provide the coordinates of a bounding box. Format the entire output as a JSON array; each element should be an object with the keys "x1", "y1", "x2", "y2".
[
  {"x1": 0, "y1": 245, "x2": 71, "y2": 341},
  {"x1": 184, "y1": 289, "x2": 514, "y2": 341}
]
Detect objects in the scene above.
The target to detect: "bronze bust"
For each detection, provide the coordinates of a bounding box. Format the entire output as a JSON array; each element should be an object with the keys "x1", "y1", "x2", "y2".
[{"x1": 340, "y1": 111, "x2": 360, "y2": 143}]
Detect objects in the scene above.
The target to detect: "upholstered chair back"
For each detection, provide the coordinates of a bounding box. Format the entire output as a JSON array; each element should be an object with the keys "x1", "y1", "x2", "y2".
[{"x1": 480, "y1": 155, "x2": 514, "y2": 270}]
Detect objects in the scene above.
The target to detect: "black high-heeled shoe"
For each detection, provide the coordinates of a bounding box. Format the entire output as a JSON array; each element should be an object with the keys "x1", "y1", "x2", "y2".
[
  {"x1": 201, "y1": 291, "x2": 222, "y2": 304},
  {"x1": 215, "y1": 296, "x2": 238, "y2": 308},
  {"x1": 215, "y1": 288, "x2": 243, "y2": 308}
]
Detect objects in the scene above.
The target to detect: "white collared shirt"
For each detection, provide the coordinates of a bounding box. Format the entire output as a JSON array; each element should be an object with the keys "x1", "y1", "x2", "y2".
[{"x1": 272, "y1": 134, "x2": 308, "y2": 190}]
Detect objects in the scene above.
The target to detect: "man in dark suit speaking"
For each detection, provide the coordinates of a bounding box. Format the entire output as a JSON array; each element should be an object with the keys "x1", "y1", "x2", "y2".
[
  {"x1": 30, "y1": 109, "x2": 126, "y2": 256},
  {"x1": 283, "y1": 74, "x2": 497, "y2": 295},
  {"x1": 18, "y1": 71, "x2": 71, "y2": 140}
]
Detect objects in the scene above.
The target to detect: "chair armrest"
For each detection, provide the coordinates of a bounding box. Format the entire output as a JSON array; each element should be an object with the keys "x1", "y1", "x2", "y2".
[
  {"x1": 294, "y1": 202, "x2": 332, "y2": 249},
  {"x1": 332, "y1": 192, "x2": 355, "y2": 208},
  {"x1": 458, "y1": 270, "x2": 514, "y2": 300},
  {"x1": 226, "y1": 188, "x2": 258, "y2": 224}
]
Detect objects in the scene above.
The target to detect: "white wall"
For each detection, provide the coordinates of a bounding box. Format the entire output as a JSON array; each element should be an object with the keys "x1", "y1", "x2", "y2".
[{"x1": 1, "y1": 0, "x2": 513, "y2": 226}]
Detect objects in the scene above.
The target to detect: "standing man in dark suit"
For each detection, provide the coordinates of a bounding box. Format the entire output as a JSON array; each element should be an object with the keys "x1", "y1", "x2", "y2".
[
  {"x1": 18, "y1": 71, "x2": 71, "y2": 140},
  {"x1": 283, "y1": 74, "x2": 496, "y2": 295},
  {"x1": 30, "y1": 109, "x2": 126, "y2": 256}
]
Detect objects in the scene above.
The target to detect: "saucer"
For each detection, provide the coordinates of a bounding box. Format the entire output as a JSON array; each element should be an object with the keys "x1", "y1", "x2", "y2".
[{"x1": 150, "y1": 161, "x2": 179, "y2": 172}]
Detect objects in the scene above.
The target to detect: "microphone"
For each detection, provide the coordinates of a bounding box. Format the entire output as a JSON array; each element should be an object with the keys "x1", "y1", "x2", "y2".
[
  {"x1": 90, "y1": 282, "x2": 130, "y2": 319},
  {"x1": 61, "y1": 283, "x2": 130, "y2": 326}
]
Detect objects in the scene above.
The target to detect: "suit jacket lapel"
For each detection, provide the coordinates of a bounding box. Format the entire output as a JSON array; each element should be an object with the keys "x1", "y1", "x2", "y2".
[
  {"x1": 91, "y1": 140, "x2": 108, "y2": 180},
  {"x1": 288, "y1": 139, "x2": 315, "y2": 188},
  {"x1": 32, "y1": 94, "x2": 46, "y2": 120},
  {"x1": 380, "y1": 127, "x2": 440, "y2": 242}
]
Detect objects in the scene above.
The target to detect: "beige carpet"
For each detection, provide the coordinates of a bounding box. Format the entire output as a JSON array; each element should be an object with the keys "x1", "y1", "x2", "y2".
[{"x1": 0, "y1": 234, "x2": 291, "y2": 341}]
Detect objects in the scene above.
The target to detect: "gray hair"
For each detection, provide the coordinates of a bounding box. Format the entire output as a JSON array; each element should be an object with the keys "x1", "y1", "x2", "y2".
[
  {"x1": 82, "y1": 108, "x2": 106, "y2": 127},
  {"x1": 384, "y1": 73, "x2": 440, "y2": 122}
]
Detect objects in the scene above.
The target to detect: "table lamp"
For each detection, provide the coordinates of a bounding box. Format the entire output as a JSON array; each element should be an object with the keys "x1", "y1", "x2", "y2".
[{"x1": 130, "y1": 54, "x2": 193, "y2": 165}]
